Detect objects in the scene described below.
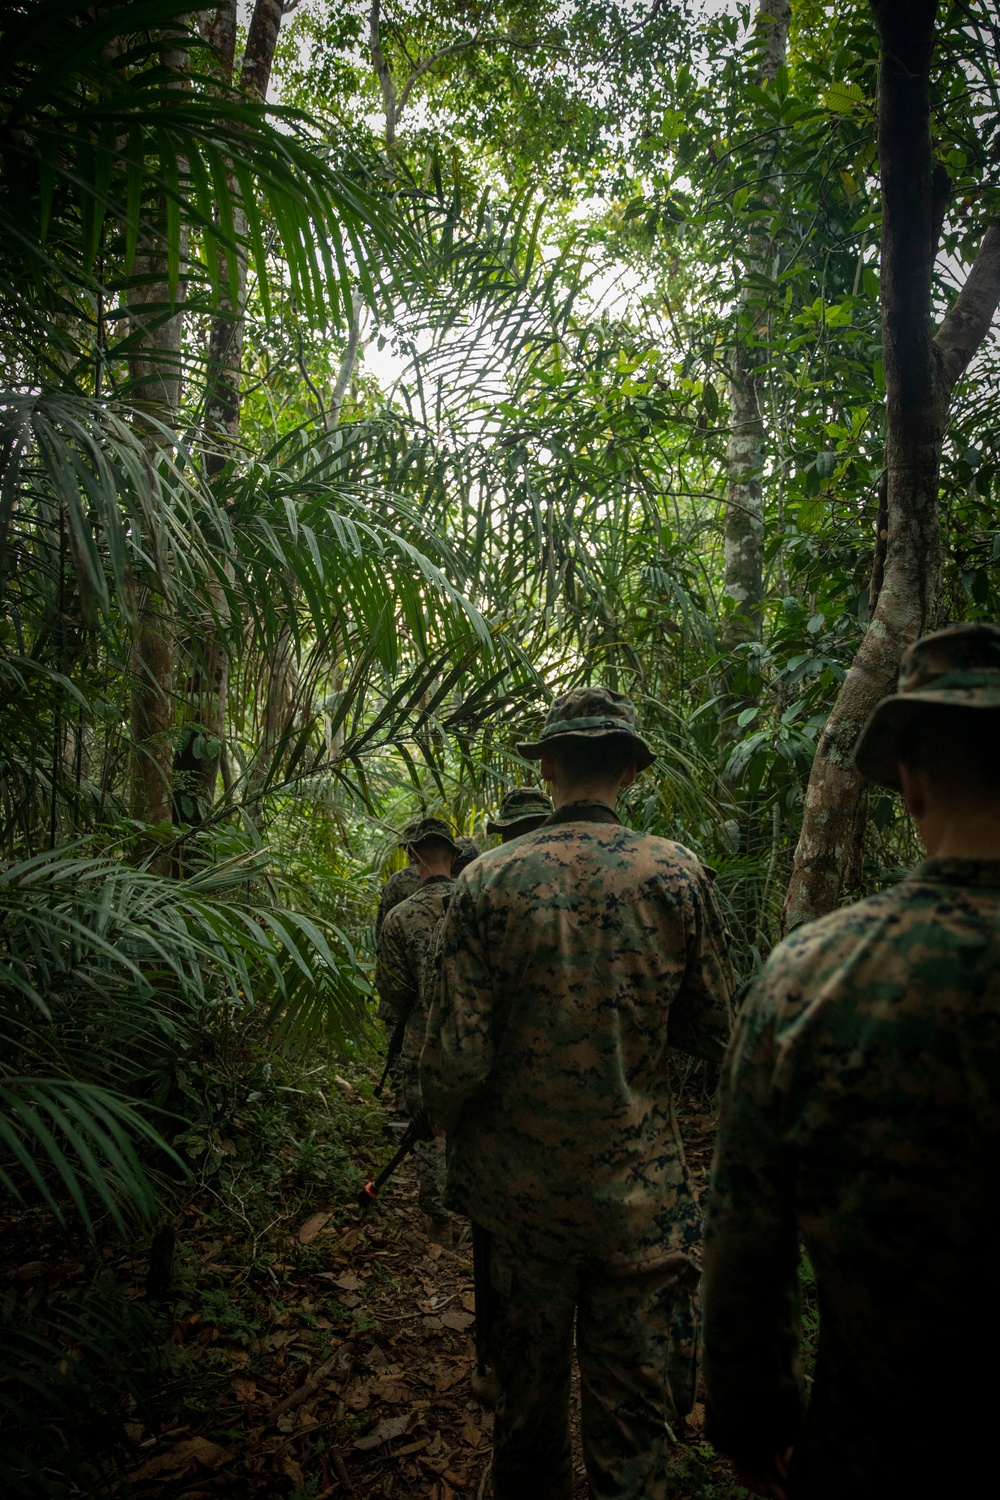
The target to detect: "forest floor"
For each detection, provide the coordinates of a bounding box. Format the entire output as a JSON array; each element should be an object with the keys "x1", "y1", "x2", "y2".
[{"x1": 1, "y1": 1059, "x2": 750, "y2": 1499}]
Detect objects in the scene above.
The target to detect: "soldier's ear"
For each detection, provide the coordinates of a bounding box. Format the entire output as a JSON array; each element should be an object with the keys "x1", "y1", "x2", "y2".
[
  {"x1": 897, "y1": 762, "x2": 929, "y2": 820},
  {"x1": 617, "y1": 762, "x2": 637, "y2": 792}
]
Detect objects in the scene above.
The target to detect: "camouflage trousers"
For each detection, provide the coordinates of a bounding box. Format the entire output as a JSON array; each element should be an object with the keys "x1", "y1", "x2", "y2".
[
  {"x1": 400, "y1": 1065, "x2": 449, "y2": 1222},
  {"x1": 488, "y1": 1239, "x2": 700, "y2": 1500},
  {"x1": 414, "y1": 1135, "x2": 448, "y2": 1220}
]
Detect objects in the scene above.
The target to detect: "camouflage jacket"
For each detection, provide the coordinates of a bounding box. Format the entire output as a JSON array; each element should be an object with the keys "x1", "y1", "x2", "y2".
[
  {"x1": 375, "y1": 877, "x2": 455, "y2": 1090},
  {"x1": 419, "y1": 802, "x2": 735, "y2": 1268},
  {"x1": 703, "y1": 858, "x2": 1000, "y2": 1496},
  {"x1": 375, "y1": 865, "x2": 420, "y2": 943},
  {"x1": 373, "y1": 866, "x2": 421, "y2": 1023}
]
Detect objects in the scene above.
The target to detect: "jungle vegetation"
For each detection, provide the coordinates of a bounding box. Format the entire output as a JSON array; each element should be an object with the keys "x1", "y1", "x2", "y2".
[{"x1": 1, "y1": 0, "x2": 999, "y2": 1492}]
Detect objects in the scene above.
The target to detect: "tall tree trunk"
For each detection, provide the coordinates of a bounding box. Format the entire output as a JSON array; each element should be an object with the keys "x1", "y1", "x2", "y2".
[
  {"x1": 782, "y1": 0, "x2": 1000, "y2": 933},
  {"x1": 174, "y1": 0, "x2": 285, "y2": 822},
  {"x1": 202, "y1": 0, "x2": 283, "y2": 470},
  {"x1": 719, "y1": 0, "x2": 790, "y2": 754},
  {"x1": 128, "y1": 30, "x2": 188, "y2": 833}
]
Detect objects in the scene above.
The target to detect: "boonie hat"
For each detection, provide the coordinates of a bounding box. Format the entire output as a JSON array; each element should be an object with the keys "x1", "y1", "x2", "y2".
[
  {"x1": 401, "y1": 817, "x2": 461, "y2": 854},
  {"x1": 854, "y1": 620, "x2": 1000, "y2": 789},
  {"x1": 452, "y1": 835, "x2": 480, "y2": 872},
  {"x1": 516, "y1": 686, "x2": 655, "y2": 772},
  {"x1": 486, "y1": 787, "x2": 554, "y2": 836}
]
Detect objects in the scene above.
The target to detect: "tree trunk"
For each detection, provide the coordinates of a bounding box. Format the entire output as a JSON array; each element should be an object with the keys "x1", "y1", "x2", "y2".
[
  {"x1": 127, "y1": 30, "x2": 188, "y2": 833},
  {"x1": 202, "y1": 0, "x2": 283, "y2": 469},
  {"x1": 174, "y1": 0, "x2": 284, "y2": 821},
  {"x1": 369, "y1": 0, "x2": 398, "y2": 148},
  {"x1": 719, "y1": 0, "x2": 790, "y2": 753},
  {"x1": 782, "y1": 0, "x2": 1000, "y2": 933}
]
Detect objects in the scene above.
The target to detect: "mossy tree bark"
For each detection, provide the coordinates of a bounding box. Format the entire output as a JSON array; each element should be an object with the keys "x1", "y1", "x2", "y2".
[{"x1": 127, "y1": 29, "x2": 188, "y2": 835}]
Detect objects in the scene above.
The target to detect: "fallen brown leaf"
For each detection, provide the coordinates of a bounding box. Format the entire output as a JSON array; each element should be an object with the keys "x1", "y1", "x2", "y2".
[
  {"x1": 131, "y1": 1436, "x2": 229, "y2": 1480},
  {"x1": 460, "y1": 1416, "x2": 485, "y2": 1448},
  {"x1": 264, "y1": 1330, "x2": 295, "y2": 1350},
  {"x1": 298, "y1": 1212, "x2": 332, "y2": 1244},
  {"x1": 13, "y1": 1261, "x2": 48, "y2": 1281},
  {"x1": 432, "y1": 1363, "x2": 469, "y2": 1394},
  {"x1": 396, "y1": 1436, "x2": 431, "y2": 1456},
  {"x1": 373, "y1": 1380, "x2": 410, "y2": 1403},
  {"x1": 353, "y1": 1413, "x2": 412, "y2": 1451},
  {"x1": 440, "y1": 1307, "x2": 474, "y2": 1332}
]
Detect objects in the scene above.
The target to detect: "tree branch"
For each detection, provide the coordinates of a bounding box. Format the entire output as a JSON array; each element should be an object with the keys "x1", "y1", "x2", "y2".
[
  {"x1": 932, "y1": 221, "x2": 1000, "y2": 393},
  {"x1": 369, "y1": 0, "x2": 397, "y2": 147},
  {"x1": 329, "y1": 305, "x2": 365, "y2": 430},
  {"x1": 397, "y1": 31, "x2": 522, "y2": 116}
]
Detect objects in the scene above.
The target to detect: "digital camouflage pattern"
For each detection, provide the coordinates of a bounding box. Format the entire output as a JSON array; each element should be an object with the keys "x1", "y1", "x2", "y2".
[
  {"x1": 420, "y1": 802, "x2": 735, "y2": 1269},
  {"x1": 451, "y1": 834, "x2": 480, "y2": 873},
  {"x1": 854, "y1": 619, "x2": 1000, "y2": 787},
  {"x1": 376, "y1": 875, "x2": 455, "y2": 1089},
  {"x1": 374, "y1": 875, "x2": 455, "y2": 1218},
  {"x1": 402, "y1": 816, "x2": 460, "y2": 852},
  {"x1": 488, "y1": 1235, "x2": 700, "y2": 1500},
  {"x1": 516, "y1": 685, "x2": 654, "y2": 769},
  {"x1": 373, "y1": 864, "x2": 420, "y2": 954},
  {"x1": 486, "y1": 786, "x2": 553, "y2": 836},
  {"x1": 703, "y1": 857, "x2": 1000, "y2": 1498}
]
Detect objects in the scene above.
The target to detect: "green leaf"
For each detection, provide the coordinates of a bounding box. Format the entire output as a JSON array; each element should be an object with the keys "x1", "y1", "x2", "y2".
[{"x1": 824, "y1": 80, "x2": 866, "y2": 114}]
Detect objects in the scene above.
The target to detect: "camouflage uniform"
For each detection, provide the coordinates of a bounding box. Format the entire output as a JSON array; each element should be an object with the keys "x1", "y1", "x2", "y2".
[
  {"x1": 375, "y1": 817, "x2": 461, "y2": 1222},
  {"x1": 703, "y1": 622, "x2": 1000, "y2": 1498},
  {"x1": 487, "y1": 786, "x2": 554, "y2": 842},
  {"x1": 374, "y1": 865, "x2": 420, "y2": 1005},
  {"x1": 452, "y1": 834, "x2": 480, "y2": 873},
  {"x1": 420, "y1": 689, "x2": 735, "y2": 1500}
]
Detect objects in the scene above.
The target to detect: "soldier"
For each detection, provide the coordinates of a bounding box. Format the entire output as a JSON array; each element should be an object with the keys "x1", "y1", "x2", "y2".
[
  {"x1": 377, "y1": 830, "x2": 479, "y2": 948},
  {"x1": 374, "y1": 821, "x2": 422, "y2": 946},
  {"x1": 374, "y1": 825, "x2": 479, "y2": 1091},
  {"x1": 375, "y1": 817, "x2": 461, "y2": 1243},
  {"x1": 486, "y1": 786, "x2": 553, "y2": 843},
  {"x1": 452, "y1": 834, "x2": 481, "y2": 873},
  {"x1": 702, "y1": 621, "x2": 1000, "y2": 1500},
  {"x1": 420, "y1": 687, "x2": 735, "y2": 1500}
]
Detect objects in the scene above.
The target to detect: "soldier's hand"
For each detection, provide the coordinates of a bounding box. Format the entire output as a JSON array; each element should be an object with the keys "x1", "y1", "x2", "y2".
[
  {"x1": 732, "y1": 1448, "x2": 792, "y2": 1500},
  {"x1": 410, "y1": 1108, "x2": 435, "y2": 1142}
]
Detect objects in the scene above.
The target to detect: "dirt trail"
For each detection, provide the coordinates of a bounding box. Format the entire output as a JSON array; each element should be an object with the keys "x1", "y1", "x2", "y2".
[
  {"x1": 116, "y1": 1144, "x2": 492, "y2": 1498},
  {"x1": 2, "y1": 1063, "x2": 747, "y2": 1496},
  {"x1": 121, "y1": 1096, "x2": 733, "y2": 1498}
]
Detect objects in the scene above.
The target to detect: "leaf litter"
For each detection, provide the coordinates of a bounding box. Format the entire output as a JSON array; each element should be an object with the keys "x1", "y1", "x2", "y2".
[{"x1": 0, "y1": 1057, "x2": 749, "y2": 1498}]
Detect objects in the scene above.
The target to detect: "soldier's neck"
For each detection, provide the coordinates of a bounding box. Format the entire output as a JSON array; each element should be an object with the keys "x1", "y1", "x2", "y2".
[
  {"x1": 918, "y1": 804, "x2": 1000, "y2": 860},
  {"x1": 548, "y1": 780, "x2": 621, "y2": 812}
]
